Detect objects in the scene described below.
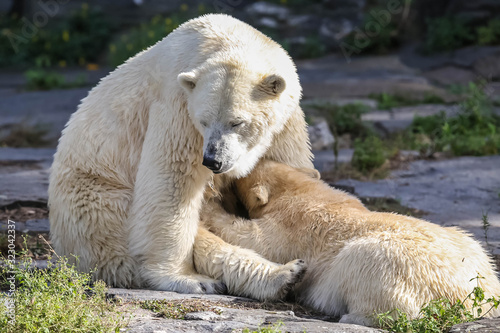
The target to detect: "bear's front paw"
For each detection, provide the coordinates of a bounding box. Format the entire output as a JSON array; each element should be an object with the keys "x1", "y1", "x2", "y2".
[{"x1": 266, "y1": 259, "x2": 307, "y2": 301}]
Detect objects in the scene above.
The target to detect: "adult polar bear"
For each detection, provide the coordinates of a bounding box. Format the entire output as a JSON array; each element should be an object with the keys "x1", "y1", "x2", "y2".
[{"x1": 48, "y1": 14, "x2": 312, "y2": 297}]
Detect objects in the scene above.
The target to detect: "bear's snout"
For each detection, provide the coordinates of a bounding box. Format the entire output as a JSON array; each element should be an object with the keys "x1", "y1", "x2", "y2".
[{"x1": 202, "y1": 155, "x2": 223, "y2": 173}]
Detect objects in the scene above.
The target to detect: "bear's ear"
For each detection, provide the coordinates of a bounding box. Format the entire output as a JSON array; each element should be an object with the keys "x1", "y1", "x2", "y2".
[
  {"x1": 295, "y1": 167, "x2": 321, "y2": 180},
  {"x1": 260, "y1": 74, "x2": 286, "y2": 96},
  {"x1": 250, "y1": 184, "x2": 269, "y2": 207},
  {"x1": 178, "y1": 72, "x2": 197, "y2": 92}
]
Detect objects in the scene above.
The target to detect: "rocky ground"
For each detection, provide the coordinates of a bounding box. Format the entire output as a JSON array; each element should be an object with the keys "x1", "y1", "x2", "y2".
[{"x1": 1, "y1": 50, "x2": 500, "y2": 332}]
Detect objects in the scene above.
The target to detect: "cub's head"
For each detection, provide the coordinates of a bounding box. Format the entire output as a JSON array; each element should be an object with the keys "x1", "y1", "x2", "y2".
[
  {"x1": 234, "y1": 160, "x2": 320, "y2": 218},
  {"x1": 178, "y1": 59, "x2": 299, "y2": 178}
]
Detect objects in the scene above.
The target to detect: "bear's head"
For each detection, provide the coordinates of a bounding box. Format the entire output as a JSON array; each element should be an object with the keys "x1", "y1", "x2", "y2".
[
  {"x1": 178, "y1": 60, "x2": 299, "y2": 178},
  {"x1": 234, "y1": 159, "x2": 320, "y2": 218}
]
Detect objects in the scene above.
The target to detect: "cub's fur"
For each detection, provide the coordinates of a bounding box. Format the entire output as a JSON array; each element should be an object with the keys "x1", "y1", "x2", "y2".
[{"x1": 202, "y1": 160, "x2": 500, "y2": 326}]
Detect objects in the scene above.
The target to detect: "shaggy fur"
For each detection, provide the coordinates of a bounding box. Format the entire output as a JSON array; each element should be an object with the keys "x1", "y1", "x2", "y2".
[
  {"x1": 48, "y1": 14, "x2": 312, "y2": 298},
  {"x1": 202, "y1": 160, "x2": 500, "y2": 325}
]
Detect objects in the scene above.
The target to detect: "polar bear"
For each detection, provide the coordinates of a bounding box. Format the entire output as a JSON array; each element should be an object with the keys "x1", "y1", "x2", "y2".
[
  {"x1": 201, "y1": 160, "x2": 500, "y2": 325},
  {"x1": 48, "y1": 14, "x2": 312, "y2": 298}
]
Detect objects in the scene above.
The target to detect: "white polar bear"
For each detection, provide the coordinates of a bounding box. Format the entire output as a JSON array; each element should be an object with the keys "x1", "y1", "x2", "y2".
[
  {"x1": 202, "y1": 160, "x2": 500, "y2": 325},
  {"x1": 48, "y1": 14, "x2": 312, "y2": 298}
]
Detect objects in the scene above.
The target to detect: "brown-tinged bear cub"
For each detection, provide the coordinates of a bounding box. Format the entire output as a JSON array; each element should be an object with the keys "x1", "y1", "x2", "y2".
[{"x1": 199, "y1": 159, "x2": 500, "y2": 326}]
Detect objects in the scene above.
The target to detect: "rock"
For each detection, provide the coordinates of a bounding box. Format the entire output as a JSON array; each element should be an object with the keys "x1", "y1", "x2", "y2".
[
  {"x1": 473, "y1": 51, "x2": 500, "y2": 81},
  {"x1": 362, "y1": 104, "x2": 460, "y2": 134},
  {"x1": 245, "y1": 2, "x2": 290, "y2": 21},
  {"x1": 313, "y1": 149, "x2": 354, "y2": 171},
  {"x1": 423, "y1": 66, "x2": 478, "y2": 86},
  {"x1": 400, "y1": 44, "x2": 500, "y2": 72},
  {"x1": 450, "y1": 317, "x2": 500, "y2": 332},
  {"x1": 0, "y1": 148, "x2": 55, "y2": 207},
  {"x1": 308, "y1": 120, "x2": 335, "y2": 150},
  {"x1": 24, "y1": 219, "x2": 51, "y2": 233},
  {"x1": 109, "y1": 288, "x2": 385, "y2": 333},
  {"x1": 334, "y1": 155, "x2": 500, "y2": 252}
]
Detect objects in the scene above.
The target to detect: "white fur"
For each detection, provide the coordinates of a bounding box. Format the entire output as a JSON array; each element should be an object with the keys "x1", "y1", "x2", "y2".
[
  {"x1": 202, "y1": 160, "x2": 500, "y2": 325},
  {"x1": 48, "y1": 14, "x2": 312, "y2": 294}
]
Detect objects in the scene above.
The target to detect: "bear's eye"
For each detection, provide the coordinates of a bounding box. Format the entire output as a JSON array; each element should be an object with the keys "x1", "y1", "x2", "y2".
[{"x1": 231, "y1": 121, "x2": 244, "y2": 128}]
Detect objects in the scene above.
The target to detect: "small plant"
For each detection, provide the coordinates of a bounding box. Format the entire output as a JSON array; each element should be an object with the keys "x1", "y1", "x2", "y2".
[
  {"x1": 243, "y1": 321, "x2": 284, "y2": 333},
  {"x1": 409, "y1": 83, "x2": 500, "y2": 156},
  {"x1": 24, "y1": 69, "x2": 65, "y2": 90},
  {"x1": 0, "y1": 253, "x2": 127, "y2": 332},
  {"x1": 477, "y1": 19, "x2": 500, "y2": 46},
  {"x1": 377, "y1": 277, "x2": 500, "y2": 333},
  {"x1": 352, "y1": 136, "x2": 386, "y2": 173},
  {"x1": 423, "y1": 17, "x2": 474, "y2": 53}
]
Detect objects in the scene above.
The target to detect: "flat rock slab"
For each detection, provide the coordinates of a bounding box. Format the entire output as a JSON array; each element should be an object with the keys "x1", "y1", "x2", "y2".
[
  {"x1": 335, "y1": 155, "x2": 500, "y2": 252},
  {"x1": 109, "y1": 288, "x2": 384, "y2": 333},
  {"x1": 450, "y1": 318, "x2": 500, "y2": 333},
  {"x1": 0, "y1": 148, "x2": 55, "y2": 207}
]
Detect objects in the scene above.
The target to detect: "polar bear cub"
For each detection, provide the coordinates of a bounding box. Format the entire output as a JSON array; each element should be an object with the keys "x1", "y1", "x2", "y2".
[{"x1": 202, "y1": 160, "x2": 500, "y2": 326}]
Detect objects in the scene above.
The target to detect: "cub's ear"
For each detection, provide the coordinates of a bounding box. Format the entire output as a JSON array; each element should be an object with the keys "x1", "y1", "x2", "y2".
[
  {"x1": 250, "y1": 184, "x2": 269, "y2": 206},
  {"x1": 178, "y1": 72, "x2": 197, "y2": 92},
  {"x1": 260, "y1": 74, "x2": 286, "y2": 96},
  {"x1": 295, "y1": 167, "x2": 321, "y2": 180}
]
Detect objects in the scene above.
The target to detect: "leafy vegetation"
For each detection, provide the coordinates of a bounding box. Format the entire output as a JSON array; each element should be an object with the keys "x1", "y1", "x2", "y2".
[
  {"x1": 0, "y1": 4, "x2": 112, "y2": 68},
  {"x1": 352, "y1": 136, "x2": 387, "y2": 173},
  {"x1": 24, "y1": 69, "x2": 87, "y2": 90},
  {"x1": 377, "y1": 277, "x2": 500, "y2": 333},
  {"x1": 477, "y1": 19, "x2": 500, "y2": 46},
  {"x1": 423, "y1": 17, "x2": 500, "y2": 53},
  {"x1": 409, "y1": 83, "x2": 500, "y2": 156},
  {"x1": 370, "y1": 93, "x2": 445, "y2": 110},
  {"x1": 243, "y1": 322, "x2": 284, "y2": 333},
  {"x1": 0, "y1": 252, "x2": 127, "y2": 332}
]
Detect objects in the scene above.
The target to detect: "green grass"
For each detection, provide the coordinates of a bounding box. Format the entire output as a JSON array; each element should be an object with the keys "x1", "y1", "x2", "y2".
[
  {"x1": 0, "y1": 254, "x2": 127, "y2": 332},
  {"x1": 377, "y1": 278, "x2": 500, "y2": 332},
  {"x1": 408, "y1": 83, "x2": 500, "y2": 156},
  {"x1": 243, "y1": 322, "x2": 284, "y2": 333},
  {"x1": 369, "y1": 93, "x2": 445, "y2": 110},
  {"x1": 24, "y1": 69, "x2": 87, "y2": 91}
]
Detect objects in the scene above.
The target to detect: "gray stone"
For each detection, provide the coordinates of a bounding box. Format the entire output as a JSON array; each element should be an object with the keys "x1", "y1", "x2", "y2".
[
  {"x1": 110, "y1": 288, "x2": 385, "y2": 333},
  {"x1": 245, "y1": 2, "x2": 290, "y2": 21},
  {"x1": 450, "y1": 317, "x2": 500, "y2": 332},
  {"x1": 423, "y1": 66, "x2": 478, "y2": 86},
  {"x1": 0, "y1": 148, "x2": 54, "y2": 206},
  {"x1": 335, "y1": 155, "x2": 500, "y2": 252},
  {"x1": 473, "y1": 51, "x2": 500, "y2": 81},
  {"x1": 313, "y1": 149, "x2": 354, "y2": 171},
  {"x1": 308, "y1": 120, "x2": 336, "y2": 150},
  {"x1": 362, "y1": 104, "x2": 460, "y2": 134}
]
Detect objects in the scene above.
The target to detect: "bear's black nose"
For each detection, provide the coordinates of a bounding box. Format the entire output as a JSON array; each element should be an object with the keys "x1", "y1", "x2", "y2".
[{"x1": 202, "y1": 156, "x2": 222, "y2": 173}]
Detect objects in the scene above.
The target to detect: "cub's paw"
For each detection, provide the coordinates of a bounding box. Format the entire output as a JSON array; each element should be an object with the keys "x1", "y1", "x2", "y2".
[{"x1": 267, "y1": 259, "x2": 307, "y2": 301}]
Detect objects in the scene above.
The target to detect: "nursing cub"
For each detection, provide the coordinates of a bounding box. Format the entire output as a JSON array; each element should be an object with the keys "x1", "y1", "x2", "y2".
[{"x1": 200, "y1": 160, "x2": 500, "y2": 326}]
